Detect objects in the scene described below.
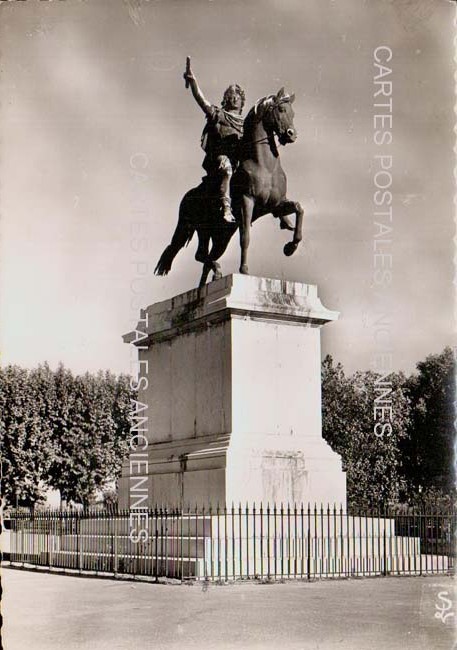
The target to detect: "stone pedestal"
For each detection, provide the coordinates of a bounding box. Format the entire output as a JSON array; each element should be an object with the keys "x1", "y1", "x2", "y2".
[{"x1": 119, "y1": 274, "x2": 346, "y2": 508}]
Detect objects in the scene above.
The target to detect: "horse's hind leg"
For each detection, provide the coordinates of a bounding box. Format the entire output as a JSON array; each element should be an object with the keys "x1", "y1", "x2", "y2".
[
  {"x1": 239, "y1": 196, "x2": 254, "y2": 274},
  {"x1": 198, "y1": 262, "x2": 212, "y2": 288},
  {"x1": 195, "y1": 229, "x2": 211, "y2": 288},
  {"x1": 273, "y1": 200, "x2": 304, "y2": 257},
  {"x1": 195, "y1": 229, "x2": 210, "y2": 265},
  {"x1": 207, "y1": 227, "x2": 237, "y2": 280},
  {"x1": 196, "y1": 231, "x2": 222, "y2": 287},
  {"x1": 197, "y1": 223, "x2": 236, "y2": 288}
]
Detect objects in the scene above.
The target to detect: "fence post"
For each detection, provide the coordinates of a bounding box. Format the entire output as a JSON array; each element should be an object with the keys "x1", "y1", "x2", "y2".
[
  {"x1": 382, "y1": 509, "x2": 387, "y2": 576},
  {"x1": 47, "y1": 511, "x2": 52, "y2": 569},
  {"x1": 154, "y1": 508, "x2": 159, "y2": 583},
  {"x1": 18, "y1": 513, "x2": 23, "y2": 566},
  {"x1": 252, "y1": 502, "x2": 256, "y2": 580},
  {"x1": 113, "y1": 513, "x2": 118, "y2": 575},
  {"x1": 245, "y1": 503, "x2": 249, "y2": 579},
  {"x1": 307, "y1": 504, "x2": 311, "y2": 581},
  {"x1": 23, "y1": 513, "x2": 27, "y2": 566},
  {"x1": 260, "y1": 503, "x2": 264, "y2": 580},
  {"x1": 77, "y1": 514, "x2": 82, "y2": 572},
  {"x1": 451, "y1": 507, "x2": 455, "y2": 573},
  {"x1": 217, "y1": 503, "x2": 221, "y2": 581}
]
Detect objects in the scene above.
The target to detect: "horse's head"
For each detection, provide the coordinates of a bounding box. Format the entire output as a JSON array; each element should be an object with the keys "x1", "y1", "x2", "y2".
[{"x1": 263, "y1": 88, "x2": 297, "y2": 145}]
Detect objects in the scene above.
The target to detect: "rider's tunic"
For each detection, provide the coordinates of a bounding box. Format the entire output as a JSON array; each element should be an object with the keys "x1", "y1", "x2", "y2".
[{"x1": 201, "y1": 106, "x2": 244, "y2": 174}]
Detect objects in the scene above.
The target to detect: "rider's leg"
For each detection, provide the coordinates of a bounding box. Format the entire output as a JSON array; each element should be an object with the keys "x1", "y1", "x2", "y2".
[{"x1": 217, "y1": 155, "x2": 236, "y2": 223}]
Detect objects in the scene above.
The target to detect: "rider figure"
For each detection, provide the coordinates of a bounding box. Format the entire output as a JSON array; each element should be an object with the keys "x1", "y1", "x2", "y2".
[{"x1": 184, "y1": 64, "x2": 245, "y2": 224}]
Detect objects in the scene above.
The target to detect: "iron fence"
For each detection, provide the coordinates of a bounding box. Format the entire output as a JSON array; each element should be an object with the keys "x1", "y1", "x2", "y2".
[{"x1": 3, "y1": 504, "x2": 456, "y2": 582}]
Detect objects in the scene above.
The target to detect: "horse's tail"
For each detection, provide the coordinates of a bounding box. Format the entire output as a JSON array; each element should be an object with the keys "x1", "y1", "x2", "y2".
[
  {"x1": 154, "y1": 245, "x2": 178, "y2": 276},
  {"x1": 154, "y1": 193, "x2": 196, "y2": 276}
]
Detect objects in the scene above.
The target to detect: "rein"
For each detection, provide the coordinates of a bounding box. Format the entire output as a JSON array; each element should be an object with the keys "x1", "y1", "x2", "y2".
[
  {"x1": 241, "y1": 135, "x2": 271, "y2": 148},
  {"x1": 240, "y1": 98, "x2": 285, "y2": 150}
]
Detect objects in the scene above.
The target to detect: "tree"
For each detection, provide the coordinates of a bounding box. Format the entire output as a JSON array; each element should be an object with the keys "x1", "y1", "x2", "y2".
[
  {"x1": 0, "y1": 364, "x2": 54, "y2": 507},
  {"x1": 45, "y1": 367, "x2": 134, "y2": 506},
  {"x1": 401, "y1": 347, "x2": 455, "y2": 497},
  {"x1": 321, "y1": 355, "x2": 411, "y2": 510},
  {"x1": 0, "y1": 364, "x2": 134, "y2": 508}
]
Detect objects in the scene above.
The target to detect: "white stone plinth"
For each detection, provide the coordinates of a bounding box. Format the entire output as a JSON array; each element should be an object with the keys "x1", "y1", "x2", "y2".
[{"x1": 119, "y1": 274, "x2": 346, "y2": 508}]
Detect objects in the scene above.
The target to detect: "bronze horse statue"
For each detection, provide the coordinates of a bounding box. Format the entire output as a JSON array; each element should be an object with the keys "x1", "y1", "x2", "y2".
[{"x1": 155, "y1": 88, "x2": 303, "y2": 287}]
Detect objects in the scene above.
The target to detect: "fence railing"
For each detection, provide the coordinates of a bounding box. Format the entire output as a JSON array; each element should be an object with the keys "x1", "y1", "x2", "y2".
[{"x1": 3, "y1": 505, "x2": 456, "y2": 582}]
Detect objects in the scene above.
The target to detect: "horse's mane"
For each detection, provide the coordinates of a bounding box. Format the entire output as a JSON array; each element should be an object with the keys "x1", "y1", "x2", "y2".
[
  {"x1": 244, "y1": 95, "x2": 275, "y2": 126},
  {"x1": 242, "y1": 91, "x2": 294, "y2": 145}
]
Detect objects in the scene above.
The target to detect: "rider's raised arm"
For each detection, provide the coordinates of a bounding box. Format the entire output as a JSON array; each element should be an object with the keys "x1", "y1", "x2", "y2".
[{"x1": 183, "y1": 67, "x2": 212, "y2": 116}]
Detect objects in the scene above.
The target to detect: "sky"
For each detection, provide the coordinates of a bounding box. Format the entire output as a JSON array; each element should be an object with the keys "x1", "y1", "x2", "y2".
[{"x1": 0, "y1": 0, "x2": 455, "y2": 376}]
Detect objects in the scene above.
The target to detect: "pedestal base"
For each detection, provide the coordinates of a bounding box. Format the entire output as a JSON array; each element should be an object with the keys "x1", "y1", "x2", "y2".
[
  {"x1": 119, "y1": 433, "x2": 345, "y2": 508},
  {"x1": 120, "y1": 274, "x2": 346, "y2": 509}
]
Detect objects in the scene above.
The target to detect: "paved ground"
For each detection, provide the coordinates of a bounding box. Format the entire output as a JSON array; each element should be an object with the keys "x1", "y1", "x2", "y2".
[{"x1": 2, "y1": 567, "x2": 456, "y2": 650}]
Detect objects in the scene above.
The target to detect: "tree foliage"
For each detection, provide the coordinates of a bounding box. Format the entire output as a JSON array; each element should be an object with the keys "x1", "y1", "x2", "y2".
[
  {"x1": 322, "y1": 348, "x2": 455, "y2": 510},
  {"x1": 322, "y1": 356, "x2": 411, "y2": 510},
  {"x1": 1, "y1": 347, "x2": 454, "y2": 510},
  {"x1": 0, "y1": 365, "x2": 55, "y2": 506},
  {"x1": 401, "y1": 347, "x2": 455, "y2": 496},
  {"x1": 0, "y1": 364, "x2": 134, "y2": 507}
]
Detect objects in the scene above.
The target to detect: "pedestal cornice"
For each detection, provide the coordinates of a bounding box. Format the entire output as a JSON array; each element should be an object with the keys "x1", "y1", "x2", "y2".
[{"x1": 123, "y1": 274, "x2": 339, "y2": 345}]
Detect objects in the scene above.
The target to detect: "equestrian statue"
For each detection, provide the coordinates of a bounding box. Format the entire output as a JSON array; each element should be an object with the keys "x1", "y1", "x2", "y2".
[{"x1": 155, "y1": 58, "x2": 303, "y2": 287}]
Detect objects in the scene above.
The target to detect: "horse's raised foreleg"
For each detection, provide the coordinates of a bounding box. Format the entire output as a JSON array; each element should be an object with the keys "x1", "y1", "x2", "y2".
[
  {"x1": 273, "y1": 200, "x2": 303, "y2": 257},
  {"x1": 239, "y1": 195, "x2": 255, "y2": 274}
]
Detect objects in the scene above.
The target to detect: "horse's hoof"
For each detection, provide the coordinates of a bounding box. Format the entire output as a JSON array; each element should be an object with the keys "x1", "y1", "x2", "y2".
[
  {"x1": 239, "y1": 264, "x2": 249, "y2": 274},
  {"x1": 283, "y1": 241, "x2": 299, "y2": 257}
]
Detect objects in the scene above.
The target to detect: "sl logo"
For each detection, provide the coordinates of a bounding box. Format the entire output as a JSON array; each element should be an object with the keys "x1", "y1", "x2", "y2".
[{"x1": 434, "y1": 591, "x2": 455, "y2": 624}]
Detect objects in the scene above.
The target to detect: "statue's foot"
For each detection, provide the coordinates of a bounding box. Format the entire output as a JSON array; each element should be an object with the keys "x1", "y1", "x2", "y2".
[
  {"x1": 222, "y1": 208, "x2": 237, "y2": 224},
  {"x1": 221, "y1": 197, "x2": 236, "y2": 224},
  {"x1": 239, "y1": 264, "x2": 249, "y2": 274}
]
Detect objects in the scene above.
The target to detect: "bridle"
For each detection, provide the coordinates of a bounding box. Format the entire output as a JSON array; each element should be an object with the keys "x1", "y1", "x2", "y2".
[{"x1": 241, "y1": 97, "x2": 293, "y2": 149}]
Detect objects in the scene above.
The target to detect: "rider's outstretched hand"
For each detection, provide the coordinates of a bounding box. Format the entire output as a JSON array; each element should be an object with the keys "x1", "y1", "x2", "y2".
[
  {"x1": 183, "y1": 67, "x2": 195, "y2": 85},
  {"x1": 184, "y1": 63, "x2": 211, "y2": 114}
]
